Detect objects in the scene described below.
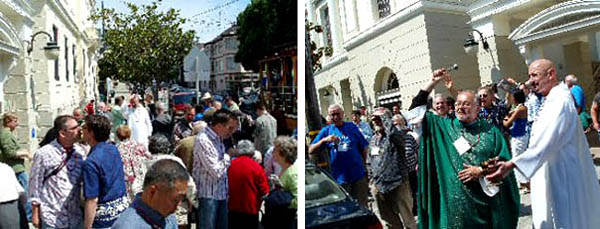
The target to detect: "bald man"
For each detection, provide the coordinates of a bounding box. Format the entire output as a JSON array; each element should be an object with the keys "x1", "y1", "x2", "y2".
[{"x1": 487, "y1": 59, "x2": 600, "y2": 229}]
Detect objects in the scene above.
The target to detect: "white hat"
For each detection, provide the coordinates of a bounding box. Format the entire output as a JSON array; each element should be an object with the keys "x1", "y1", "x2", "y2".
[{"x1": 202, "y1": 92, "x2": 212, "y2": 100}]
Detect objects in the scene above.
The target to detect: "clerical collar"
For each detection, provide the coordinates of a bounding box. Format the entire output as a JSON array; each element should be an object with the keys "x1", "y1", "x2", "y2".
[
  {"x1": 456, "y1": 118, "x2": 478, "y2": 128},
  {"x1": 131, "y1": 194, "x2": 167, "y2": 229}
]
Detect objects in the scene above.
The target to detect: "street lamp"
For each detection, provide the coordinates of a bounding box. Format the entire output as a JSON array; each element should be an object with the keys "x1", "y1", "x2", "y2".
[
  {"x1": 464, "y1": 29, "x2": 489, "y2": 55},
  {"x1": 26, "y1": 31, "x2": 60, "y2": 59}
]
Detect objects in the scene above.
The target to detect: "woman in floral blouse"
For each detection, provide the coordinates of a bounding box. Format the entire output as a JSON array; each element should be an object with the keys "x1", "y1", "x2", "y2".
[{"x1": 116, "y1": 125, "x2": 151, "y2": 202}]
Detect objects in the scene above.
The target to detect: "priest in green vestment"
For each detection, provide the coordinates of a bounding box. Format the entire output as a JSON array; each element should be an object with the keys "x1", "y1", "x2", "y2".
[{"x1": 410, "y1": 69, "x2": 520, "y2": 229}]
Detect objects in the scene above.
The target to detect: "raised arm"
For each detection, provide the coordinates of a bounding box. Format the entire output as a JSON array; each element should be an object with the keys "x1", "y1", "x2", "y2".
[
  {"x1": 503, "y1": 105, "x2": 526, "y2": 128},
  {"x1": 592, "y1": 101, "x2": 600, "y2": 131},
  {"x1": 409, "y1": 68, "x2": 448, "y2": 110}
]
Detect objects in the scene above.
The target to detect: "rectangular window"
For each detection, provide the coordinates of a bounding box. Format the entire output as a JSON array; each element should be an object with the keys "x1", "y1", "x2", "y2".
[
  {"x1": 65, "y1": 36, "x2": 69, "y2": 82},
  {"x1": 53, "y1": 26, "x2": 59, "y2": 81},
  {"x1": 226, "y1": 57, "x2": 235, "y2": 71},
  {"x1": 377, "y1": 0, "x2": 391, "y2": 19},
  {"x1": 225, "y1": 38, "x2": 236, "y2": 50},
  {"x1": 73, "y1": 44, "x2": 77, "y2": 82},
  {"x1": 320, "y1": 6, "x2": 333, "y2": 48}
]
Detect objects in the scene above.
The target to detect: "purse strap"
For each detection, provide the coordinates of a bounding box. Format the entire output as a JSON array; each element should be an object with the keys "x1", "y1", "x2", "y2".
[{"x1": 43, "y1": 148, "x2": 73, "y2": 184}]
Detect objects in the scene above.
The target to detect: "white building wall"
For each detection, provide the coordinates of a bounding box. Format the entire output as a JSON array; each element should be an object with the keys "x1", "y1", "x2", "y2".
[
  {"x1": 30, "y1": 0, "x2": 98, "y2": 138},
  {"x1": 0, "y1": 0, "x2": 37, "y2": 151},
  {"x1": 312, "y1": 1, "x2": 481, "y2": 118}
]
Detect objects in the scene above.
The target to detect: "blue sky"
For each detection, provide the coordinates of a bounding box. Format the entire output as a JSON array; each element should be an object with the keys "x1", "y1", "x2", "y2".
[{"x1": 99, "y1": 0, "x2": 251, "y2": 43}]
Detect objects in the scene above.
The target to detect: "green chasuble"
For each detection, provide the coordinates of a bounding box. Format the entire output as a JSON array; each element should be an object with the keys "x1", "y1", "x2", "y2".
[{"x1": 417, "y1": 111, "x2": 520, "y2": 229}]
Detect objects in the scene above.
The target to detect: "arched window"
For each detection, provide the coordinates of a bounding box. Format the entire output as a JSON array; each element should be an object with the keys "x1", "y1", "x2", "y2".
[{"x1": 387, "y1": 72, "x2": 399, "y2": 90}]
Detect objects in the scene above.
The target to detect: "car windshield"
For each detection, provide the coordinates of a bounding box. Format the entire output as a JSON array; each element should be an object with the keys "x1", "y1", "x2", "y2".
[{"x1": 305, "y1": 165, "x2": 348, "y2": 208}]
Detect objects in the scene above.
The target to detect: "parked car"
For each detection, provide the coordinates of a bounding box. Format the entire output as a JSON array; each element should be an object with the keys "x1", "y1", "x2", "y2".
[{"x1": 305, "y1": 163, "x2": 382, "y2": 229}]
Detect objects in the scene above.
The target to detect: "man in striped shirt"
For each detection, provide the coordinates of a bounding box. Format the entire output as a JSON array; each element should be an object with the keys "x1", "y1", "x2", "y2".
[{"x1": 192, "y1": 109, "x2": 239, "y2": 229}]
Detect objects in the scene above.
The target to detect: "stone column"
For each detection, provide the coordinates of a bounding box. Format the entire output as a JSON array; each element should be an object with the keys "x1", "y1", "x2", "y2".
[
  {"x1": 327, "y1": 0, "x2": 344, "y2": 54},
  {"x1": 4, "y1": 53, "x2": 38, "y2": 153}
]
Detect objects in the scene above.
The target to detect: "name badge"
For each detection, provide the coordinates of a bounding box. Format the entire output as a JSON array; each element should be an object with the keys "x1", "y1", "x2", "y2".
[
  {"x1": 370, "y1": 146, "x2": 381, "y2": 156},
  {"x1": 338, "y1": 142, "x2": 349, "y2": 152},
  {"x1": 453, "y1": 136, "x2": 471, "y2": 155}
]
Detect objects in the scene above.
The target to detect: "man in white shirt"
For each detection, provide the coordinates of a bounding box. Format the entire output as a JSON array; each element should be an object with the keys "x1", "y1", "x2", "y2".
[
  {"x1": 487, "y1": 59, "x2": 600, "y2": 229},
  {"x1": 0, "y1": 162, "x2": 26, "y2": 229},
  {"x1": 124, "y1": 94, "x2": 153, "y2": 147}
]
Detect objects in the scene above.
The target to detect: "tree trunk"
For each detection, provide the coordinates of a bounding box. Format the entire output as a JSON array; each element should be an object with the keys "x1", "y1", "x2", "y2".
[
  {"x1": 305, "y1": 32, "x2": 322, "y2": 137},
  {"x1": 306, "y1": 32, "x2": 330, "y2": 170}
]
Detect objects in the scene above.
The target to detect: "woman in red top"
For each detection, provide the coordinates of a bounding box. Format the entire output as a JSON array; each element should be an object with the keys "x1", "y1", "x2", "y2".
[{"x1": 228, "y1": 140, "x2": 269, "y2": 229}]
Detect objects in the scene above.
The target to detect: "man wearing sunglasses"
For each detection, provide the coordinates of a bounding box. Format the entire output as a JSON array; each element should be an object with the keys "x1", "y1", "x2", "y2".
[{"x1": 478, "y1": 87, "x2": 509, "y2": 134}]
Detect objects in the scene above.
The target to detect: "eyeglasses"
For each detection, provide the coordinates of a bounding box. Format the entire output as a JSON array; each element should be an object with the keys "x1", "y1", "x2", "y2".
[
  {"x1": 455, "y1": 102, "x2": 474, "y2": 108},
  {"x1": 66, "y1": 125, "x2": 80, "y2": 131},
  {"x1": 479, "y1": 94, "x2": 488, "y2": 98},
  {"x1": 329, "y1": 112, "x2": 342, "y2": 116}
]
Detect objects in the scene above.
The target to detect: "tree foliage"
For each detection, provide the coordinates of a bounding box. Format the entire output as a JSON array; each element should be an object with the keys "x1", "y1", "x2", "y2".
[
  {"x1": 235, "y1": 0, "x2": 297, "y2": 72},
  {"x1": 306, "y1": 20, "x2": 332, "y2": 72},
  {"x1": 91, "y1": 0, "x2": 195, "y2": 89}
]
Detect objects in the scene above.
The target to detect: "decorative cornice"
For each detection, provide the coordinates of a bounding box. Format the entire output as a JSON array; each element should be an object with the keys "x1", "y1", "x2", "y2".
[
  {"x1": 47, "y1": 0, "x2": 80, "y2": 36},
  {"x1": 343, "y1": 0, "x2": 468, "y2": 51},
  {"x1": 316, "y1": 51, "x2": 348, "y2": 73},
  {"x1": 1, "y1": 0, "x2": 34, "y2": 25},
  {"x1": 509, "y1": 0, "x2": 600, "y2": 45},
  {"x1": 0, "y1": 11, "x2": 23, "y2": 51},
  {"x1": 0, "y1": 40, "x2": 19, "y2": 56},
  {"x1": 467, "y1": 0, "x2": 530, "y2": 24}
]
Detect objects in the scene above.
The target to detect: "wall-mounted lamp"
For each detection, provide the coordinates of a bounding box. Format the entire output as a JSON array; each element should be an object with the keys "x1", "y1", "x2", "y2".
[
  {"x1": 464, "y1": 29, "x2": 489, "y2": 55},
  {"x1": 26, "y1": 31, "x2": 60, "y2": 60}
]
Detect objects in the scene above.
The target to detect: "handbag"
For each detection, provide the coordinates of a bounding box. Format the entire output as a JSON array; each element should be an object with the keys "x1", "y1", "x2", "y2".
[{"x1": 262, "y1": 188, "x2": 294, "y2": 229}]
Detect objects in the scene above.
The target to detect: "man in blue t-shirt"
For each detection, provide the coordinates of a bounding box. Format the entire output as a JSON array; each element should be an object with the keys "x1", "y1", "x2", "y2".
[
  {"x1": 82, "y1": 115, "x2": 128, "y2": 229},
  {"x1": 565, "y1": 74, "x2": 585, "y2": 113},
  {"x1": 309, "y1": 104, "x2": 369, "y2": 207}
]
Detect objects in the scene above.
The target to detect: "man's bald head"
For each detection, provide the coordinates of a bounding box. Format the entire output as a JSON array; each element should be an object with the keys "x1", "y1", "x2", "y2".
[{"x1": 528, "y1": 59, "x2": 558, "y2": 96}]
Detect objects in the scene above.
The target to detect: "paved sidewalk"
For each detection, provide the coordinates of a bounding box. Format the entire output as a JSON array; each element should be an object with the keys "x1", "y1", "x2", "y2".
[{"x1": 517, "y1": 147, "x2": 600, "y2": 228}]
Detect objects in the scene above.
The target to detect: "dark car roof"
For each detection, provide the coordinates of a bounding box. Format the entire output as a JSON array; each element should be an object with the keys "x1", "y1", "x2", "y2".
[{"x1": 305, "y1": 163, "x2": 379, "y2": 228}]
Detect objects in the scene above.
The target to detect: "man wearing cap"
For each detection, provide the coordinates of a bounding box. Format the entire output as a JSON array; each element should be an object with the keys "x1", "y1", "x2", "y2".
[
  {"x1": 201, "y1": 92, "x2": 213, "y2": 111},
  {"x1": 368, "y1": 107, "x2": 416, "y2": 229}
]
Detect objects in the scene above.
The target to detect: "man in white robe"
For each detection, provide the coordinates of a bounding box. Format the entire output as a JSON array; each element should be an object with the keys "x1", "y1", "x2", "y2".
[
  {"x1": 487, "y1": 59, "x2": 600, "y2": 229},
  {"x1": 124, "y1": 94, "x2": 153, "y2": 147}
]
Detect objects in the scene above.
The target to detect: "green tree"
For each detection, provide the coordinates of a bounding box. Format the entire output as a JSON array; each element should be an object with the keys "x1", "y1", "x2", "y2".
[
  {"x1": 92, "y1": 0, "x2": 195, "y2": 91},
  {"x1": 236, "y1": 0, "x2": 297, "y2": 72},
  {"x1": 306, "y1": 20, "x2": 332, "y2": 71}
]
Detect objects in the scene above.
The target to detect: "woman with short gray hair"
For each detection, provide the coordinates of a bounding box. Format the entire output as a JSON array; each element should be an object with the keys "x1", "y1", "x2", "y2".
[{"x1": 227, "y1": 140, "x2": 269, "y2": 229}]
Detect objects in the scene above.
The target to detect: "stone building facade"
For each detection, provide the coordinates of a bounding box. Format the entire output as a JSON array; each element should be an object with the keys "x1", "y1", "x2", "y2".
[
  {"x1": 0, "y1": 0, "x2": 36, "y2": 152},
  {"x1": 309, "y1": 0, "x2": 600, "y2": 119},
  {"x1": 28, "y1": 0, "x2": 98, "y2": 148},
  {"x1": 205, "y1": 25, "x2": 258, "y2": 95}
]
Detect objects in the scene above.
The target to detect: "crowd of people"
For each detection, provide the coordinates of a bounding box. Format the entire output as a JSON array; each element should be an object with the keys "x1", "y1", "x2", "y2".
[
  {"x1": 0, "y1": 90, "x2": 298, "y2": 229},
  {"x1": 309, "y1": 58, "x2": 600, "y2": 228}
]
